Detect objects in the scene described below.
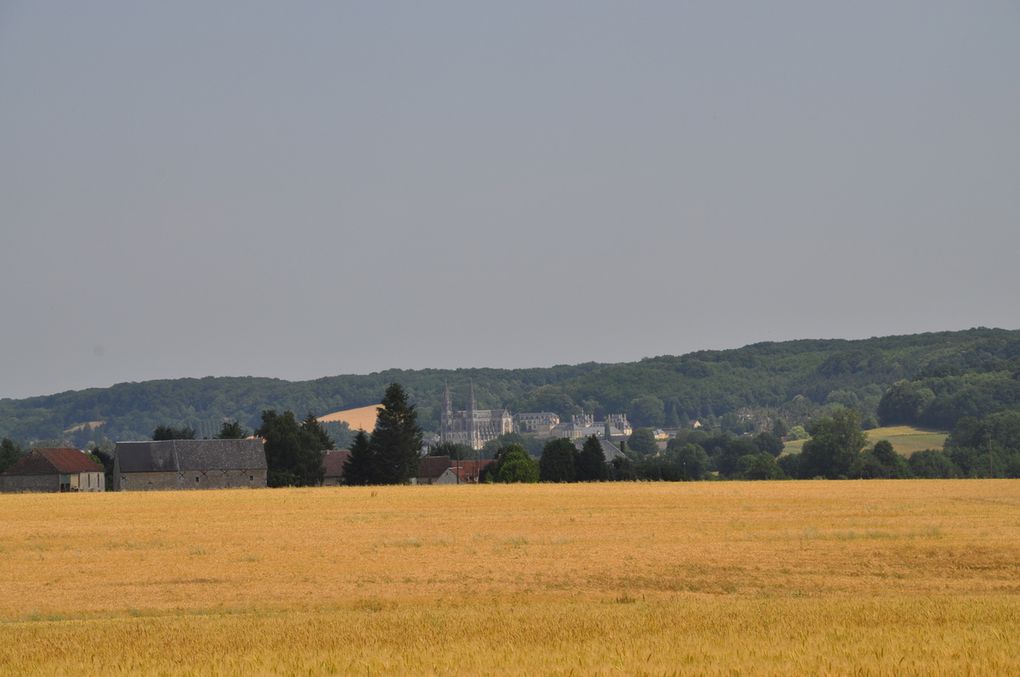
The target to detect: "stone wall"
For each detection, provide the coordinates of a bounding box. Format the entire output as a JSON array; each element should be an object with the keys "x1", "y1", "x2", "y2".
[
  {"x1": 0, "y1": 474, "x2": 60, "y2": 493},
  {"x1": 117, "y1": 468, "x2": 268, "y2": 491}
]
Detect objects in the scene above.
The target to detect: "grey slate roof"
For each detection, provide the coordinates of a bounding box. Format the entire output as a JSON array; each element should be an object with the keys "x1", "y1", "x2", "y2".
[
  {"x1": 598, "y1": 439, "x2": 626, "y2": 462},
  {"x1": 115, "y1": 439, "x2": 267, "y2": 473},
  {"x1": 573, "y1": 437, "x2": 627, "y2": 462}
]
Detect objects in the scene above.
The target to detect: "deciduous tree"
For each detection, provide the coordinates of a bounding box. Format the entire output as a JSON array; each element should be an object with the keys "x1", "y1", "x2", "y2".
[
  {"x1": 799, "y1": 409, "x2": 868, "y2": 479},
  {"x1": 256, "y1": 410, "x2": 329, "y2": 487},
  {"x1": 152, "y1": 425, "x2": 196, "y2": 441},
  {"x1": 754, "y1": 431, "x2": 784, "y2": 457},
  {"x1": 215, "y1": 420, "x2": 247, "y2": 439},
  {"x1": 493, "y1": 445, "x2": 539, "y2": 483},
  {"x1": 738, "y1": 453, "x2": 785, "y2": 480},
  {"x1": 667, "y1": 443, "x2": 710, "y2": 481},
  {"x1": 627, "y1": 428, "x2": 658, "y2": 456},
  {"x1": 628, "y1": 396, "x2": 665, "y2": 428}
]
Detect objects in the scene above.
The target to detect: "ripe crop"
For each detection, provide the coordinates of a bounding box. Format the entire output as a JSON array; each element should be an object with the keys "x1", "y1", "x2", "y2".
[{"x1": 1, "y1": 480, "x2": 1017, "y2": 674}]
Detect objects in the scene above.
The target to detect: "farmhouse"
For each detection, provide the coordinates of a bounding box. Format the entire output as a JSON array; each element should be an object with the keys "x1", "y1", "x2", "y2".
[
  {"x1": 449, "y1": 459, "x2": 494, "y2": 483},
  {"x1": 415, "y1": 456, "x2": 453, "y2": 484},
  {"x1": 553, "y1": 413, "x2": 632, "y2": 441},
  {"x1": 322, "y1": 449, "x2": 351, "y2": 486},
  {"x1": 113, "y1": 439, "x2": 267, "y2": 491},
  {"x1": 415, "y1": 456, "x2": 494, "y2": 484},
  {"x1": 0, "y1": 448, "x2": 105, "y2": 493}
]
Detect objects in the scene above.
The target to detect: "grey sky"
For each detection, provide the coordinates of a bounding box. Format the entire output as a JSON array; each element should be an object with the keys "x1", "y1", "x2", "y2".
[{"x1": 1, "y1": 2, "x2": 1018, "y2": 399}]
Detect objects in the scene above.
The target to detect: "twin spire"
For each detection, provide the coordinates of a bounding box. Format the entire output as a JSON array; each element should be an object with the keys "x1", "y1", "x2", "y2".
[{"x1": 442, "y1": 380, "x2": 478, "y2": 447}]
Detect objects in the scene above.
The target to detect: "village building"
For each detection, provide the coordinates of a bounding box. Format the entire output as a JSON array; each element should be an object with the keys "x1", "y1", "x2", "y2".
[
  {"x1": 414, "y1": 455, "x2": 494, "y2": 484},
  {"x1": 552, "y1": 413, "x2": 632, "y2": 441},
  {"x1": 415, "y1": 455, "x2": 454, "y2": 484},
  {"x1": 572, "y1": 436, "x2": 627, "y2": 463},
  {"x1": 113, "y1": 439, "x2": 267, "y2": 491},
  {"x1": 451, "y1": 459, "x2": 494, "y2": 483},
  {"x1": 0, "y1": 448, "x2": 105, "y2": 493},
  {"x1": 513, "y1": 411, "x2": 561, "y2": 433},
  {"x1": 440, "y1": 383, "x2": 513, "y2": 450},
  {"x1": 322, "y1": 449, "x2": 351, "y2": 486}
]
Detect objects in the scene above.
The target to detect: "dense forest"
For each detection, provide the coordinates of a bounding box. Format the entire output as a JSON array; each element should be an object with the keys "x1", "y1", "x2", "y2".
[{"x1": 2, "y1": 328, "x2": 1019, "y2": 448}]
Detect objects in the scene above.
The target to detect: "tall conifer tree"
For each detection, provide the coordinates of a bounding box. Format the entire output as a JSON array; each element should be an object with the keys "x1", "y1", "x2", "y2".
[
  {"x1": 370, "y1": 383, "x2": 422, "y2": 484},
  {"x1": 342, "y1": 430, "x2": 375, "y2": 485},
  {"x1": 576, "y1": 435, "x2": 609, "y2": 481}
]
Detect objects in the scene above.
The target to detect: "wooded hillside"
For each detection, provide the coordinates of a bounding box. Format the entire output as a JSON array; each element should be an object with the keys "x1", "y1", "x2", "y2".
[{"x1": 2, "y1": 328, "x2": 1018, "y2": 445}]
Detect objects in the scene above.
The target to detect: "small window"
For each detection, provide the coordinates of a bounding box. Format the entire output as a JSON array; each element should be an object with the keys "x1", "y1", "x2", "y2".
[
  {"x1": 249, "y1": 475, "x2": 254, "y2": 482},
  {"x1": 195, "y1": 476, "x2": 200, "y2": 483}
]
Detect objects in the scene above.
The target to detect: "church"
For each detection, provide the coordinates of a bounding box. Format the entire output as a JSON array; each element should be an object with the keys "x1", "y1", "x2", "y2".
[{"x1": 440, "y1": 383, "x2": 513, "y2": 450}]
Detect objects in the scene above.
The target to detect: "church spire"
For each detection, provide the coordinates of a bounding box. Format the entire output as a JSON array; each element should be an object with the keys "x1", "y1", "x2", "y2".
[
  {"x1": 442, "y1": 381, "x2": 452, "y2": 443},
  {"x1": 468, "y1": 380, "x2": 477, "y2": 450}
]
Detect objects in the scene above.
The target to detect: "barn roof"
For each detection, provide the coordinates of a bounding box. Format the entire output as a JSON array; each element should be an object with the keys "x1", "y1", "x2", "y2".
[
  {"x1": 2, "y1": 448, "x2": 102, "y2": 476},
  {"x1": 450, "y1": 459, "x2": 494, "y2": 482},
  {"x1": 114, "y1": 439, "x2": 267, "y2": 473},
  {"x1": 323, "y1": 449, "x2": 351, "y2": 478},
  {"x1": 417, "y1": 455, "x2": 452, "y2": 480},
  {"x1": 573, "y1": 437, "x2": 626, "y2": 462}
]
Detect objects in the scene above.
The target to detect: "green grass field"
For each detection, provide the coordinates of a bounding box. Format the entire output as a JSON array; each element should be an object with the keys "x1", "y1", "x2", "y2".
[{"x1": 782, "y1": 425, "x2": 948, "y2": 457}]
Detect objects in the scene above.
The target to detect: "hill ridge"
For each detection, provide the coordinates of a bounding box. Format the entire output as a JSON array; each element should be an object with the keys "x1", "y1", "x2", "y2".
[{"x1": 2, "y1": 327, "x2": 1018, "y2": 444}]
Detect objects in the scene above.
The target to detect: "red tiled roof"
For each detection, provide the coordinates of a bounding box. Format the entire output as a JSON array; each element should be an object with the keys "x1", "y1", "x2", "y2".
[
  {"x1": 322, "y1": 450, "x2": 351, "y2": 478},
  {"x1": 451, "y1": 459, "x2": 494, "y2": 482},
  {"x1": 2, "y1": 448, "x2": 102, "y2": 475}
]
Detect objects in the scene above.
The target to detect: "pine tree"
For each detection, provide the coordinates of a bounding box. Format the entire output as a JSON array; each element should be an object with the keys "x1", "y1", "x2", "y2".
[
  {"x1": 369, "y1": 383, "x2": 422, "y2": 484},
  {"x1": 342, "y1": 430, "x2": 375, "y2": 485},
  {"x1": 0, "y1": 438, "x2": 24, "y2": 473},
  {"x1": 576, "y1": 435, "x2": 608, "y2": 481},
  {"x1": 539, "y1": 438, "x2": 576, "y2": 482},
  {"x1": 301, "y1": 414, "x2": 334, "y2": 452},
  {"x1": 664, "y1": 401, "x2": 681, "y2": 428}
]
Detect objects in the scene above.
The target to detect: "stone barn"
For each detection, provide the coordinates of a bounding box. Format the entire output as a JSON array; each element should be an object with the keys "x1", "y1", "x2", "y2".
[
  {"x1": 113, "y1": 439, "x2": 267, "y2": 491},
  {"x1": 0, "y1": 448, "x2": 105, "y2": 493}
]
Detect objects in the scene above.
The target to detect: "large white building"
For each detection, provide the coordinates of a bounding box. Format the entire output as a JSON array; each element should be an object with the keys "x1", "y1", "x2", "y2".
[
  {"x1": 552, "y1": 413, "x2": 632, "y2": 441},
  {"x1": 513, "y1": 411, "x2": 560, "y2": 433}
]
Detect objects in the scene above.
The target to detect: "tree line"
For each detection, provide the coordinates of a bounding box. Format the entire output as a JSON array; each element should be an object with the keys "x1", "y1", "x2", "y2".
[
  {"x1": 4, "y1": 328, "x2": 1020, "y2": 446},
  {"x1": 468, "y1": 406, "x2": 1020, "y2": 484},
  {"x1": 6, "y1": 379, "x2": 1019, "y2": 485}
]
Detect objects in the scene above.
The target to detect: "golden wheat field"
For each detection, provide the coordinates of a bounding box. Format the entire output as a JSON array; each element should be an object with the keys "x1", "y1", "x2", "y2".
[
  {"x1": 1, "y1": 481, "x2": 1018, "y2": 675},
  {"x1": 317, "y1": 404, "x2": 381, "y2": 432}
]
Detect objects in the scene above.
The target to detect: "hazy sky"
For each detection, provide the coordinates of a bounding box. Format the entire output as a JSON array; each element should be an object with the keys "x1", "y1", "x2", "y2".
[{"x1": 2, "y1": 2, "x2": 1019, "y2": 399}]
